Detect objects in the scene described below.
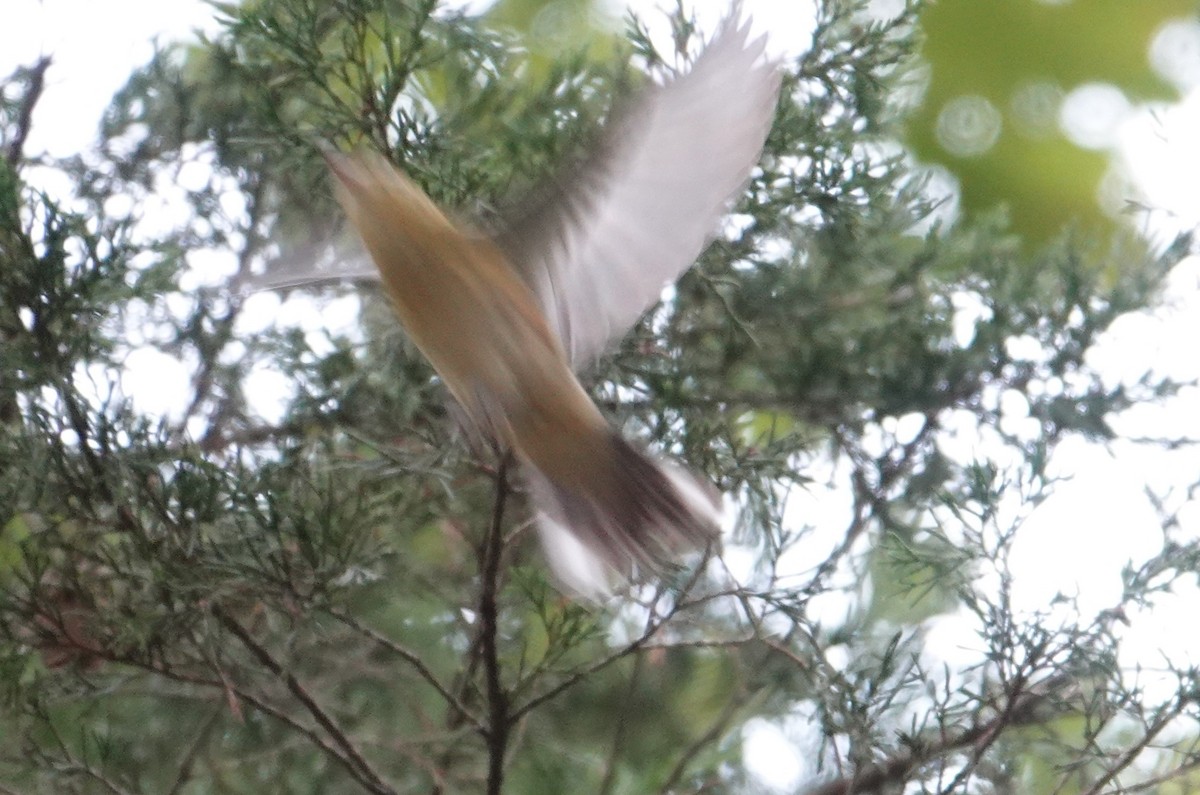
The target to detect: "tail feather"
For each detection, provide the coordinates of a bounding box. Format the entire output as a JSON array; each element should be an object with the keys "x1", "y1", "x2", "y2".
[{"x1": 527, "y1": 433, "x2": 720, "y2": 597}]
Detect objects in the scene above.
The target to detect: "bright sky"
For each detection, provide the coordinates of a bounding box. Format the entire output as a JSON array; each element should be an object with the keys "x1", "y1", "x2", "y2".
[{"x1": 4, "y1": 1, "x2": 1200, "y2": 792}]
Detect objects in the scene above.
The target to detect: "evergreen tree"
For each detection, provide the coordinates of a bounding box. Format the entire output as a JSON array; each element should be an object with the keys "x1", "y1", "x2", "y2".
[{"x1": 0, "y1": 1, "x2": 1195, "y2": 793}]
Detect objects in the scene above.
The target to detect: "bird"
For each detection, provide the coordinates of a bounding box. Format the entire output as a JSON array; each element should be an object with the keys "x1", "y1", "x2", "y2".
[{"x1": 321, "y1": 16, "x2": 780, "y2": 596}]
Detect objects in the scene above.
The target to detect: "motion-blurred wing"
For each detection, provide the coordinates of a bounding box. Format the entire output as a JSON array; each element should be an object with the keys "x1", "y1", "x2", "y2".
[
  {"x1": 495, "y1": 17, "x2": 780, "y2": 369},
  {"x1": 246, "y1": 243, "x2": 381, "y2": 292}
]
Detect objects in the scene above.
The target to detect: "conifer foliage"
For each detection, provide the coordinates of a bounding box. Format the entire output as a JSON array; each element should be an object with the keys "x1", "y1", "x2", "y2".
[{"x1": 0, "y1": 1, "x2": 1195, "y2": 793}]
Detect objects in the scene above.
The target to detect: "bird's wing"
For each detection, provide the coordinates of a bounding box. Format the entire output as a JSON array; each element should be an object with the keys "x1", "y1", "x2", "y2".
[
  {"x1": 494, "y1": 17, "x2": 780, "y2": 369},
  {"x1": 243, "y1": 236, "x2": 381, "y2": 293},
  {"x1": 247, "y1": 261, "x2": 380, "y2": 292}
]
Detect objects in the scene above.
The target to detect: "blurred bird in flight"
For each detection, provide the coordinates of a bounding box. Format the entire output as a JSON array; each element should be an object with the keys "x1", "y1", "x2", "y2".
[{"x1": 320, "y1": 16, "x2": 779, "y2": 596}]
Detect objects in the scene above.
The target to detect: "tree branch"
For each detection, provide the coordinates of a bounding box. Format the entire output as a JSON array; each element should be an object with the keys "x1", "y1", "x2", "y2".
[
  {"x1": 43, "y1": 711, "x2": 136, "y2": 795},
  {"x1": 119, "y1": 656, "x2": 380, "y2": 792},
  {"x1": 328, "y1": 607, "x2": 486, "y2": 731},
  {"x1": 656, "y1": 680, "x2": 749, "y2": 793},
  {"x1": 5, "y1": 56, "x2": 50, "y2": 168},
  {"x1": 480, "y1": 455, "x2": 512, "y2": 795},
  {"x1": 166, "y1": 705, "x2": 223, "y2": 795},
  {"x1": 802, "y1": 679, "x2": 1063, "y2": 795},
  {"x1": 508, "y1": 577, "x2": 731, "y2": 721},
  {"x1": 597, "y1": 651, "x2": 646, "y2": 795},
  {"x1": 1122, "y1": 751, "x2": 1200, "y2": 793},
  {"x1": 1080, "y1": 700, "x2": 1186, "y2": 795},
  {"x1": 211, "y1": 606, "x2": 396, "y2": 795}
]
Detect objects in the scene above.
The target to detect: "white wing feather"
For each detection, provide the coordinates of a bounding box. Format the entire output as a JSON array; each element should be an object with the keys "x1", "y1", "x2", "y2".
[{"x1": 496, "y1": 18, "x2": 780, "y2": 368}]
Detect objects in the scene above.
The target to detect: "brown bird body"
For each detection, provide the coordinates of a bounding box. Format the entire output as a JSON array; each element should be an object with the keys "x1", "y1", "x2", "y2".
[{"x1": 323, "y1": 17, "x2": 780, "y2": 595}]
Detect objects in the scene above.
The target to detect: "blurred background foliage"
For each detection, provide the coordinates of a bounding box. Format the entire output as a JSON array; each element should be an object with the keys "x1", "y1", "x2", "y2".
[{"x1": 909, "y1": 0, "x2": 1198, "y2": 242}]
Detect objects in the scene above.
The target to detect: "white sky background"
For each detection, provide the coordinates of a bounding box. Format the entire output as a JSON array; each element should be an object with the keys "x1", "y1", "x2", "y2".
[{"x1": 4, "y1": 1, "x2": 1200, "y2": 792}]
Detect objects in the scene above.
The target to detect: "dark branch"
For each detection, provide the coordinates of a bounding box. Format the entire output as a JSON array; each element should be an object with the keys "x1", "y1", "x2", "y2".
[
  {"x1": 5, "y1": 56, "x2": 50, "y2": 168},
  {"x1": 117, "y1": 655, "x2": 379, "y2": 791},
  {"x1": 802, "y1": 679, "x2": 1065, "y2": 795},
  {"x1": 598, "y1": 652, "x2": 646, "y2": 795},
  {"x1": 329, "y1": 607, "x2": 486, "y2": 731},
  {"x1": 657, "y1": 690, "x2": 748, "y2": 794},
  {"x1": 481, "y1": 455, "x2": 512, "y2": 795},
  {"x1": 1080, "y1": 701, "x2": 1186, "y2": 795},
  {"x1": 166, "y1": 706, "x2": 223, "y2": 795},
  {"x1": 212, "y1": 606, "x2": 396, "y2": 795}
]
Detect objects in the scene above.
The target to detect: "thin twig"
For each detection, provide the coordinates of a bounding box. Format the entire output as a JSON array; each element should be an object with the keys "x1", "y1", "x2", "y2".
[
  {"x1": 166, "y1": 705, "x2": 224, "y2": 795},
  {"x1": 190, "y1": 176, "x2": 266, "y2": 449},
  {"x1": 802, "y1": 415, "x2": 936, "y2": 598},
  {"x1": 1080, "y1": 702, "x2": 1185, "y2": 795},
  {"x1": 936, "y1": 670, "x2": 1032, "y2": 795},
  {"x1": 657, "y1": 687, "x2": 748, "y2": 793},
  {"x1": 802, "y1": 680, "x2": 1059, "y2": 795},
  {"x1": 511, "y1": 612, "x2": 669, "y2": 721},
  {"x1": 1122, "y1": 752, "x2": 1200, "y2": 793},
  {"x1": 211, "y1": 606, "x2": 396, "y2": 795},
  {"x1": 55, "y1": 764, "x2": 134, "y2": 795},
  {"x1": 119, "y1": 657, "x2": 375, "y2": 791},
  {"x1": 508, "y1": 574, "x2": 734, "y2": 720},
  {"x1": 43, "y1": 716, "x2": 136, "y2": 795},
  {"x1": 597, "y1": 651, "x2": 646, "y2": 795},
  {"x1": 329, "y1": 607, "x2": 485, "y2": 731}
]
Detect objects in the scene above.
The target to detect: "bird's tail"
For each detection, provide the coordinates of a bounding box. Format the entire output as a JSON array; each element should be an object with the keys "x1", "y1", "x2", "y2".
[{"x1": 526, "y1": 431, "x2": 721, "y2": 598}]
